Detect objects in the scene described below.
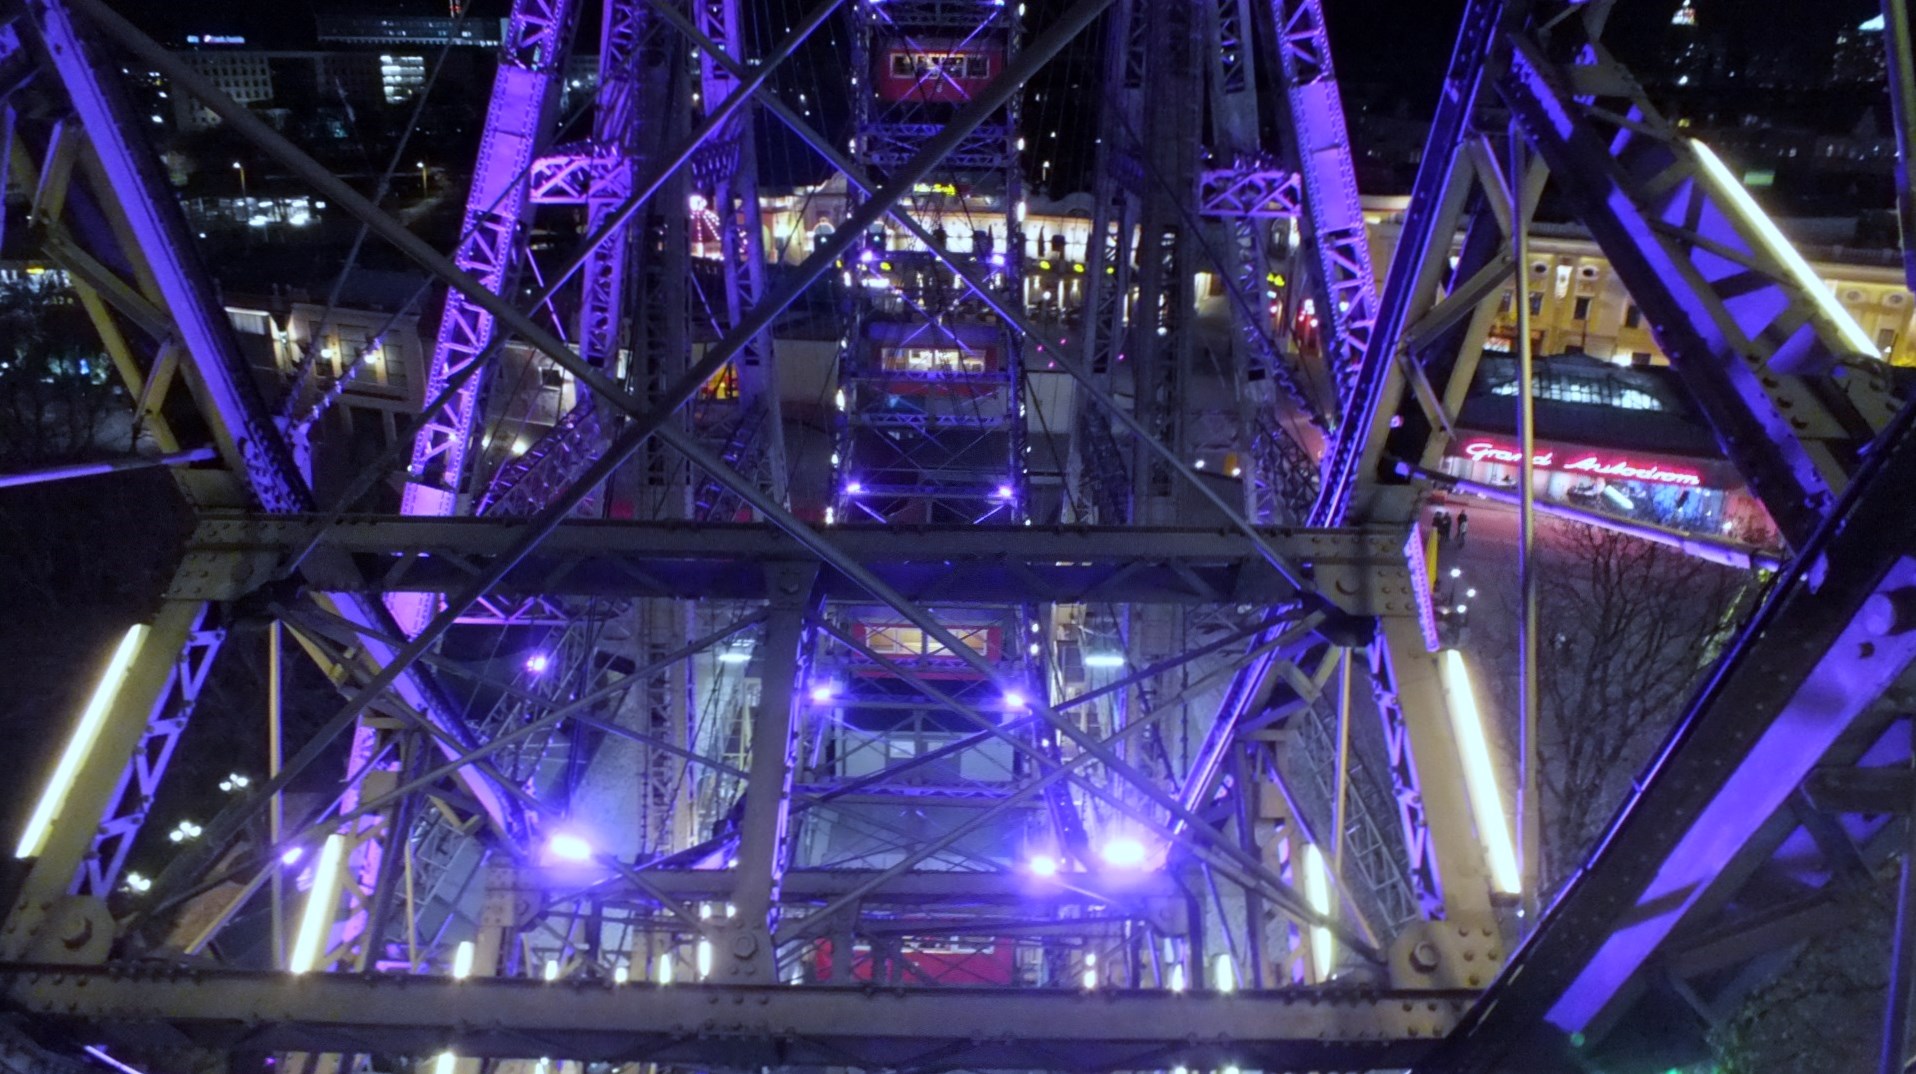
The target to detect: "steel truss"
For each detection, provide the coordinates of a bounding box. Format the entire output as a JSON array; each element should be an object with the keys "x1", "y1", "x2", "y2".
[
  {"x1": 1315, "y1": 1, "x2": 1916, "y2": 1070},
  {"x1": 10, "y1": 0, "x2": 1916, "y2": 1071}
]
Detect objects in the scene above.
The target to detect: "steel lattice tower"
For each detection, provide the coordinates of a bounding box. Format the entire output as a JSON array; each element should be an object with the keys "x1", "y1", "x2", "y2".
[{"x1": 5, "y1": 1, "x2": 1916, "y2": 1072}]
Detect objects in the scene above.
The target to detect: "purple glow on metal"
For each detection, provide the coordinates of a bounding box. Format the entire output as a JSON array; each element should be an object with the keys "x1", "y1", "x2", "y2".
[
  {"x1": 1544, "y1": 575, "x2": 1916, "y2": 1034},
  {"x1": 547, "y1": 831, "x2": 593, "y2": 862},
  {"x1": 809, "y1": 682, "x2": 839, "y2": 704},
  {"x1": 392, "y1": 0, "x2": 578, "y2": 636},
  {"x1": 1028, "y1": 854, "x2": 1059, "y2": 877},
  {"x1": 995, "y1": 484, "x2": 1014, "y2": 499},
  {"x1": 846, "y1": 480, "x2": 864, "y2": 494},
  {"x1": 1003, "y1": 690, "x2": 1027, "y2": 710},
  {"x1": 860, "y1": 249, "x2": 876, "y2": 263},
  {"x1": 83, "y1": 1046, "x2": 147, "y2": 1074},
  {"x1": 1099, "y1": 837, "x2": 1147, "y2": 869},
  {"x1": 280, "y1": 847, "x2": 304, "y2": 866},
  {"x1": 989, "y1": 253, "x2": 1006, "y2": 267},
  {"x1": 525, "y1": 652, "x2": 551, "y2": 674}
]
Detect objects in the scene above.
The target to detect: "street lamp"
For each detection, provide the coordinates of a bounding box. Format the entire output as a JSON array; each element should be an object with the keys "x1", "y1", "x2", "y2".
[
  {"x1": 417, "y1": 161, "x2": 429, "y2": 193},
  {"x1": 231, "y1": 161, "x2": 246, "y2": 200}
]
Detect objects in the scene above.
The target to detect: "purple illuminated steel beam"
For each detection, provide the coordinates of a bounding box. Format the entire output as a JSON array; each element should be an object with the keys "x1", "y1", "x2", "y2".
[
  {"x1": 574, "y1": 0, "x2": 645, "y2": 373},
  {"x1": 687, "y1": 12, "x2": 1488, "y2": 925},
  {"x1": 622, "y1": 5, "x2": 1346, "y2": 935},
  {"x1": 27, "y1": 0, "x2": 514, "y2": 856},
  {"x1": 473, "y1": 1, "x2": 643, "y2": 521},
  {"x1": 670, "y1": 9, "x2": 1312, "y2": 591},
  {"x1": 395, "y1": 0, "x2": 582, "y2": 629},
  {"x1": 1413, "y1": 409, "x2": 1916, "y2": 1072},
  {"x1": 73, "y1": 0, "x2": 1122, "y2": 926},
  {"x1": 0, "y1": 446, "x2": 218, "y2": 489},
  {"x1": 694, "y1": 0, "x2": 787, "y2": 505},
  {"x1": 1268, "y1": 0, "x2": 1379, "y2": 405},
  {"x1": 1496, "y1": 33, "x2": 1897, "y2": 549},
  {"x1": 1310, "y1": 0, "x2": 1502, "y2": 529},
  {"x1": 482, "y1": 0, "x2": 845, "y2": 519},
  {"x1": 79, "y1": 611, "x2": 224, "y2": 898},
  {"x1": 1882, "y1": 0, "x2": 1916, "y2": 291}
]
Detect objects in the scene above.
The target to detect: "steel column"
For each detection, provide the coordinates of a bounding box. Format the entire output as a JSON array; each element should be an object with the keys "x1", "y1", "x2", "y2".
[{"x1": 721, "y1": 566, "x2": 817, "y2": 981}]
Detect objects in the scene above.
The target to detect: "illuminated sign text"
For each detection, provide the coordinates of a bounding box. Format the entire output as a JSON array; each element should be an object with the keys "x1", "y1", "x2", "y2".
[{"x1": 1460, "y1": 439, "x2": 1703, "y2": 487}]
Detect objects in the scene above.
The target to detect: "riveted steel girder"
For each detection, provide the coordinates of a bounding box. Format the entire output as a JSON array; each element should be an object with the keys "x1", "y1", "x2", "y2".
[
  {"x1": 2, "y1": 967, "x2": 1472, "y2": 1071},
  {"x1": 169, "y1": 516, "x2": 1418, "y2": 613}
]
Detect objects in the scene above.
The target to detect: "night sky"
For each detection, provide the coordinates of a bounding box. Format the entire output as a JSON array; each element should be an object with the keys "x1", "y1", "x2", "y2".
[
  {"x1": 118, "y1": 0, "x2": 1890, "y2": 198},
  {"x1": 124, "y1": 0, "x2": 1887, "y2": 92}
]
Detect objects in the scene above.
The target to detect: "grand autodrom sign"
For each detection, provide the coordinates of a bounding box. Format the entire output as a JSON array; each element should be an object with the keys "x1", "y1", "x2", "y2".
[{"x1": 1460, "y1": 439, "x2": 1704, "y2": 488}]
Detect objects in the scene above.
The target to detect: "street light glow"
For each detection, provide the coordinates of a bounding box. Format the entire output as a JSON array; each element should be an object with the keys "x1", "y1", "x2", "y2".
[
  {"x1": 1689, "y1": 138, "x2": 1879, "y2": 356},
  {"x1": 1213, "y1": 953, "x2": 1237, "y2": 993},
  {"x1": 547, "y1": 831, "x2": 593, "y2": 862},
  {"x1": 1099, "y1": 837, "x2": 1146, "y2": 868},
  {"x1": 1304, "y1": 844, "x2": 1335, "y2": 979},
  {"x1": 18, "y1": 624, "x2": 150, "y2": 859},
  {"x1": 289, "y1": 834, "x2": 347, "y2": 973},
  {"x1": 1439, "y1": 650, "x2": 1522, "y2": 895}
]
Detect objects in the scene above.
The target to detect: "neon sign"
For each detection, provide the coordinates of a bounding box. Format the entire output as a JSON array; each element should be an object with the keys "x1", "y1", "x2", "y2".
[{"x1": 1461, "y1": 439, "x2": 1703, "y2": 487}]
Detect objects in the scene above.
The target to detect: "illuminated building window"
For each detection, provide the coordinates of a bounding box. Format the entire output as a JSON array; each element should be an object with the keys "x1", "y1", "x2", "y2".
[
  {"x1": 880, "y1": 346, "x2": 985, "y2": 374},
  {"x1": 861, "y1": 624, "x2": 992, "y2": 660},
  {"x1": 887, "y1": 51, "x2": 992, "y2": 80},
  {"x1": 701, "y1": 364, "x2": 740, "y2": 401},
  {"x1": 1488, "y1": 368, "x2": 1666, "y2": 411},
  {"x1": 379, "y1": 55, "x2": 427, "y2": 103}
]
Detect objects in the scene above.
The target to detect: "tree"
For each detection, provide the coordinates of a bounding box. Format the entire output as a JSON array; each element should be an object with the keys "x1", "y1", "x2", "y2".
[
  {"x1": 1471, "y1": 520, "x2": 1753, "y2": 890},
  {"x1": 1708, "y1": 870, "x2": 1898, "y2": 1074},
  {"x1": 0, "y1": 279, "x2": 129, "y2": 467},
  {"x1": 0, "y1": 280, "x2": 184, "y2": 762}
]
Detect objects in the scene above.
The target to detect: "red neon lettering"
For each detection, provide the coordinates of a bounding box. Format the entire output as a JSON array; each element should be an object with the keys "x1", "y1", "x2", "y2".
[{"x1": 1459, "y1": 440, "x2": 1702, "y2": 487}]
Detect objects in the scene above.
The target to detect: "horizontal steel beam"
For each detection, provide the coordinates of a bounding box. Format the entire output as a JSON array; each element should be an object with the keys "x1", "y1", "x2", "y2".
[
  {"x1": 172, "y1": 517, "x2": 1417, "y2": 613},
  {"x1": 3, "y1": 966, "x2": 1471, "y2": 1071},
  {"x1": 531, "y1": 867, "x2": 1186, "y2": 905}
]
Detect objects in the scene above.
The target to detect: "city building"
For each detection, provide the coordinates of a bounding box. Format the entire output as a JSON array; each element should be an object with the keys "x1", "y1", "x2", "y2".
[
  {"x1": 220, "y1": 276, "x2": 431, "y2": 499},
  {"x1": 315, "y1": 15, "x2": 509, "y2": 50},
  {"x1": 1363, "y1": 202, "x2": 1916, "y2": 368},
  {"x1": 1434, "y1": 353, "x2": 1776, "y2": 543},
  {"x1": 170, "y1": 49, "x2": 271, "y2": 130},
  {"x1": 1832, "y1": 13, "x2": 1890, "y2": 86}
]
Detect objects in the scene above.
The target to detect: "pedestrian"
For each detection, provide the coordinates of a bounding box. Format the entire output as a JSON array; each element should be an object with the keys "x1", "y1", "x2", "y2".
[
  {"x1": 1456, "y1": 510, "x2": 1469, "y2": 548},
  {"x1": 1433, "y1": 508, "x2": 1451, "y2": 541}
]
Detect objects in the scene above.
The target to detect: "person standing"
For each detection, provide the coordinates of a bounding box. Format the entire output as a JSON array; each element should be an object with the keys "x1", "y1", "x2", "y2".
[
  {"x1": 1456, "y1": 509, "x2": 1470, "y2": 548},
  {"x1": 1434, "y1": 508, "x2": 1452, "y2": 542}
]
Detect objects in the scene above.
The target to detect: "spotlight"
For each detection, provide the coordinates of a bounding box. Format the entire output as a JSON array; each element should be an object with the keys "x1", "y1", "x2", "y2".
[
  {"x1": 547, "y1": 832, "x2": 593, "y2": 862},
  {"x1": 525, "y1": 652, "x2": 550, "y2": 674},
  {"x1": 1028, "y1": 854, "x2": 1059, "y2": 877},
  {"x1": 1099, "y1": 837, "x2": 1146, "y2": 868}
]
